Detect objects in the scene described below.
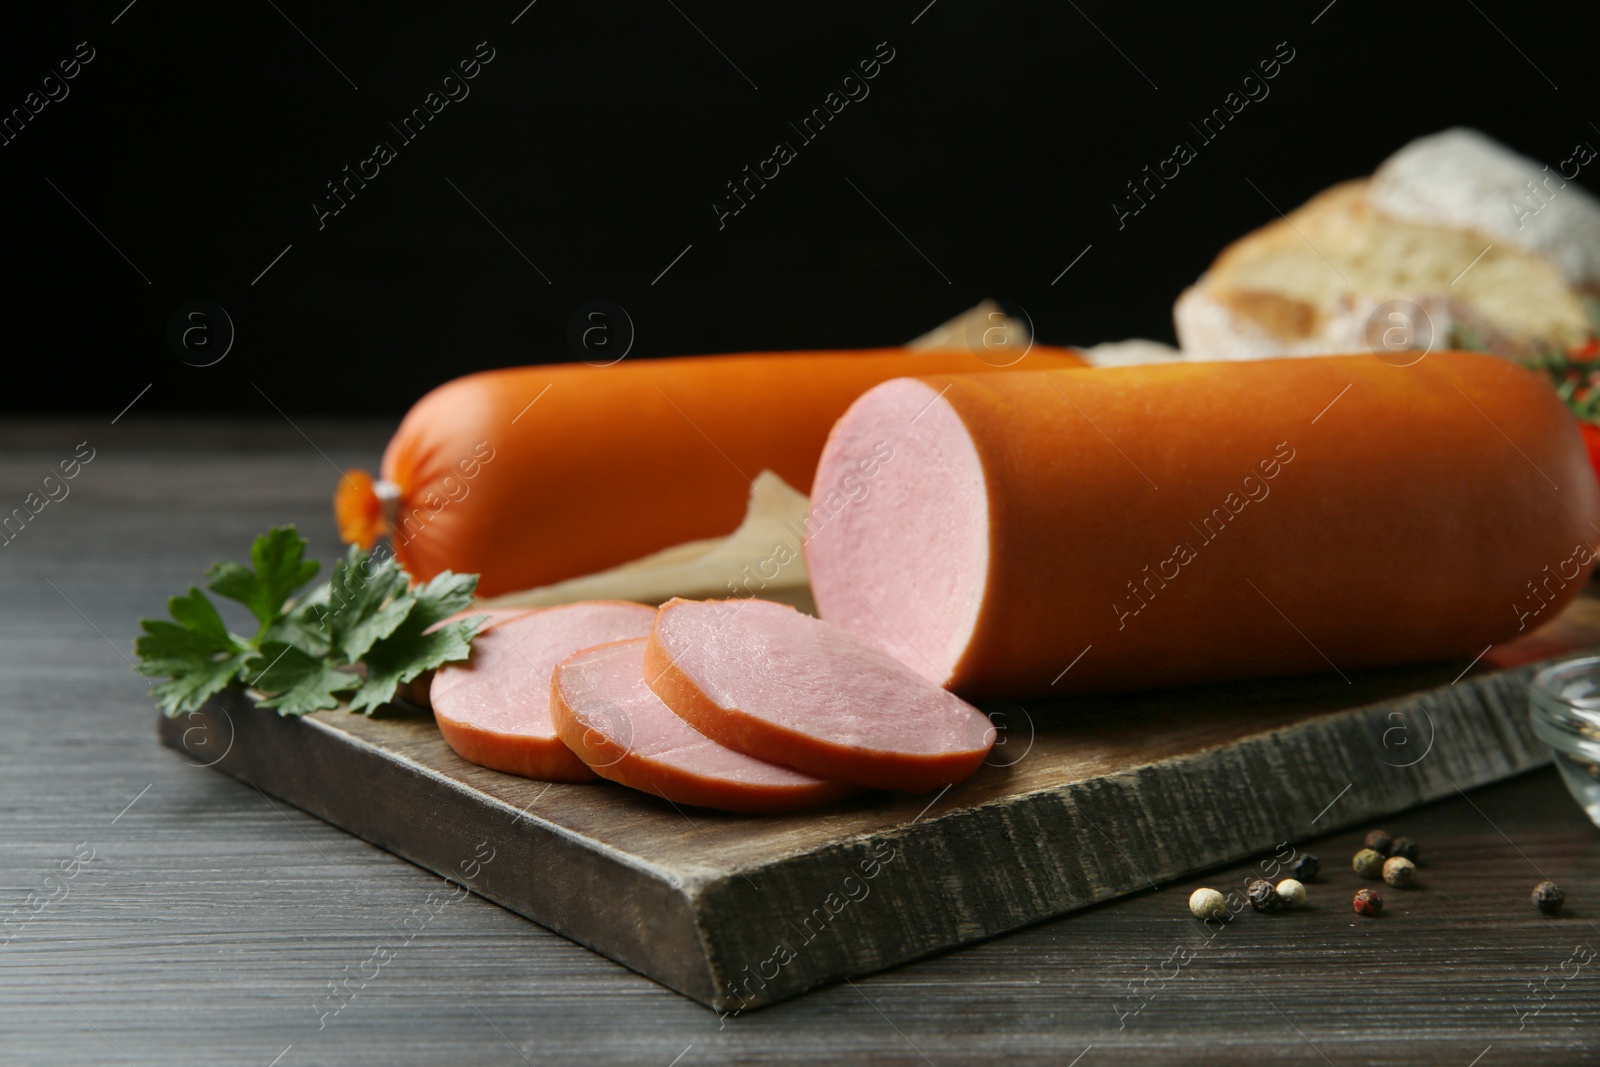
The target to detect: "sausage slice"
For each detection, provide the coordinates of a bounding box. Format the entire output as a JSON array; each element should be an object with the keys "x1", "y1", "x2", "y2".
[
  {"x1": 643, "y1": 598, "x2": 995, "y2": 793},
  {"x1": 551, "y1": 639, "x2": 856, "y2": 813},
  {"x1": 430, "y1": 600, "x2": 656, "y2": 781}
]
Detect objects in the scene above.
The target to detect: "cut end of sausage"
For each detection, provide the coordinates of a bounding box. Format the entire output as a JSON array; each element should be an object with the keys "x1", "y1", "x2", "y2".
[
  {"x1": 804, "y1": 377, "x2": 990, "y2": 687},
  {"x1": 644, "y1": 598, "x2": 996, "y2": 793},
  {"x1": 552, "y1": 639, "x2": 856, "y2": 813},
  {"x1": 430, "y1": 600, "x2": 657, "y2": 781}
]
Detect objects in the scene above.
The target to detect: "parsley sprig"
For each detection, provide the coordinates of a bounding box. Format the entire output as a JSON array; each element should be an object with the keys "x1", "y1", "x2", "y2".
[
  {"x1": 1457, "y1": 295, "x2": 1600, "y2": 424},
  {"x1": 135, "y1": 526, "x2": 484, "y2": 717}
]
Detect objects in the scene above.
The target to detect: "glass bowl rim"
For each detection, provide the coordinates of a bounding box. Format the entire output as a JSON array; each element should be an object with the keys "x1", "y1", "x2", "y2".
[{"x1": 1529, "y1": 652, "x2": 1600, "y2": 726}]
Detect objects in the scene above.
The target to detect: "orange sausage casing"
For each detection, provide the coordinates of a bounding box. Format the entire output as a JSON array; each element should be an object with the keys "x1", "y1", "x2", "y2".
[
  {"x1": 804, "y1": 352, "x2": 1600, "y2": 697},
  {"x1": 335, "y1": 347, "x2": 1084, "y2": 597}
]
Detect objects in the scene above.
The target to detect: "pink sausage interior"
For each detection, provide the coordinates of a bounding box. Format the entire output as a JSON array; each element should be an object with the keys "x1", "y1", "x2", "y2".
[
  {"x1": 651, "y1": 599, "x2": 994, "y2": 758},
  {"x1": 431, "y1": 601, "x2": 656, "y2": 740},
  {"x1": 560, "y1": 639, "x2": 831, "y2": 787},
  {"x1": 804, "y1": 378, "x2": 989, "y2": 686}
]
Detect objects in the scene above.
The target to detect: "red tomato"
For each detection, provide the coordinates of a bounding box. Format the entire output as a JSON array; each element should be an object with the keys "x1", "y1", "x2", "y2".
[{"x1": 1581, "y1": 421, "x2": 1600, "y2": 485}]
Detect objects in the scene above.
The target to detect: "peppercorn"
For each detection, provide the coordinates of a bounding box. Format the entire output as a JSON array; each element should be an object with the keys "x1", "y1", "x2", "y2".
[
  {"x1": 1382, "y1": 856, "x2": 1416, "y2": 888},
  {"x1": 1189, "y1": 887, "x2": 1228, "y2": 920},
  {"x1": 1288, "y1": 853, "x2": 1319, "y2": 882},
  {"x1": 1389, "y1": 836, "x2": 1418, "y2": 862},
  {"x1": 1352, "y1": 848, "x2": 1385, "y2": 879},
  {"x1": 1247, "y1": 878, "x2": 1279, "y2": 912},
  {"x1": 1532, "y1": 881, "x2": 1566, "y2": 915},
  {"x1": 1275, "y1": 878, "x2": 1307, "y2": 909},
  {"x1": 1353, "y1": 887, "x2": 1383, "y2": 916},
  {"x1": 1363, "y1": 830, "x2": 1394, "y2": 855}
]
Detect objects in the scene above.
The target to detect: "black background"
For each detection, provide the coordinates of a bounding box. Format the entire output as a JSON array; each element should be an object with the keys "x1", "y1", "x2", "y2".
[{"x1": 3, "y1": 0, "x2": 1596, "y2": 415}]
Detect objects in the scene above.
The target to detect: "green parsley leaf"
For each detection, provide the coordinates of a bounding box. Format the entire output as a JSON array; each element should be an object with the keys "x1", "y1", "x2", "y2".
[
  {"x1": 322, "y1": 544, "x2": 414, "y2": 663},
  {"x1": 134, "y1": 588, "x2": 252, "y2": 716},
  {"x1": 409, "y1": 569, "x2": 481, "y2": 626},
  {"x1": 136, "y1": 525, "x2": 486, "y2": 719},
  {"x1": 206, "y1": 526, "x2": 320, "y2": 631},
  {"x1": 246, "y1": 641, "x2": 361, "y2": 717},
  {"x1": 348, "y1": 571, "x2": 484, "y2": 714},
  {"x1": 259, "y1": 582, "x2": 334, "y2": 657},
  {"x1": 1448, "y1": 322, "x2": 1489, "y2": 353}
]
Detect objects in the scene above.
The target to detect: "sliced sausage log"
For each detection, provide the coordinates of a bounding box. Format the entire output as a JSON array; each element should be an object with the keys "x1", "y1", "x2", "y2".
[
  {"x1": 642, "y1": 598, "x2": 995, "y2": 793},
  {"x1": 430, "y1": 600, "x2": 656, "y2": 780},
  {"x1": 804, "y1": 351, "x2": 1600, "y2": 697},
  {"x1": 551, "y1": 639, "x2": 857, "y2": 813}
]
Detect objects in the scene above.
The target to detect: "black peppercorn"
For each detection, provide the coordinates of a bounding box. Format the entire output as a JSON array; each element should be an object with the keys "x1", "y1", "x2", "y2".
[
  {"x1": 1363, "y1": 830, "x2": 1394, "y2": 855},
  {"x1": 1389, "y1": 836, "x2": 1418, "y2": 862},
  {"x1": 1532, "y1": 881, "x2": 1566, "y2": 915},
  {"x1": 1288, "y1": 853, "x2": 1319, "y2": 882},
  {"x1": 1247, "y1": 878, "x2": 1279, "y2": 912},
  {"x1": 1353, "y1": 887, "x2": 1383, "y2": 916}
]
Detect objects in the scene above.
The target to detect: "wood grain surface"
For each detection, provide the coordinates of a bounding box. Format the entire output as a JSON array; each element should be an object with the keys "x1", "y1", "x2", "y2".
[
  {"x1": 3, "y1": 417, "x2": 1598, "y2": 1065},
  {"x1": 160, "y1": 632, "x2": 1571, "y2": 1012}
]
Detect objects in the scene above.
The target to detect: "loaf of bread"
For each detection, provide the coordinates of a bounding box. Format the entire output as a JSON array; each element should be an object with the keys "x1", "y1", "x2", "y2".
[{"x1": 1175, "y1": 128, "x2": 1600, "y2": 361}]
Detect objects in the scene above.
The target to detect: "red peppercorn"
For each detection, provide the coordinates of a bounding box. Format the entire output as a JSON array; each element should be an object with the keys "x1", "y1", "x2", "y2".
[{"x1": 1353, "y1": 888, "x2": 1383, "y2": 916}]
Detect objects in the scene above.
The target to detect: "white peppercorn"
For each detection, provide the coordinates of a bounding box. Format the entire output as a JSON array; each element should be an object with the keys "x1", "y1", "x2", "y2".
[
  {"x1": 1382, "y1": 856, "x2": 1416, "y2": 888},
  {"x1": 1275, "y1": 878, "x2": 1307, "y2": 909},
  {"x1": 1189, "y1": 887, "x2": 1228, "y2": 920}
]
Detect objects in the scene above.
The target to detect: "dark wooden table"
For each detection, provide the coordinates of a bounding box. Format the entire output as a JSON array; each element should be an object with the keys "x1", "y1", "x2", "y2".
[{"x1": 4, "y1": 417, "x2": 1598, "y2": 1066}]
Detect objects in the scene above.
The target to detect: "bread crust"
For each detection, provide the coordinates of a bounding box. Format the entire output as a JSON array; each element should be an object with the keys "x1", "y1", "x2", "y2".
[{"x1": 1176, "y1": 133, "x2": 1598, "y2": 360}]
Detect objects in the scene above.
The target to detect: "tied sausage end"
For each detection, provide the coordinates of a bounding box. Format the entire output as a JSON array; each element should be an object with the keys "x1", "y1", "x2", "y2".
[{"x1": 334, "y1": 468, "x2": 388, "y2": 550}]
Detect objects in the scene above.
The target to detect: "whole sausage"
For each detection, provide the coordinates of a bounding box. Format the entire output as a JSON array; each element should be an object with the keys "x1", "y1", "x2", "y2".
[
  {"x1": 805, "y1": 351, "x2": 1600, "y2": 697},
  {"x1": 334, "y1": 347, "x2": 1084, "y2": 597}
]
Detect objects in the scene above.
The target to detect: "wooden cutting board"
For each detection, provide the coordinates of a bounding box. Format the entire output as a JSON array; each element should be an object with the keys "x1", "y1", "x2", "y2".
[{"x1": 157, "y1": 594, "x2": 1600, "y2": 1013}]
